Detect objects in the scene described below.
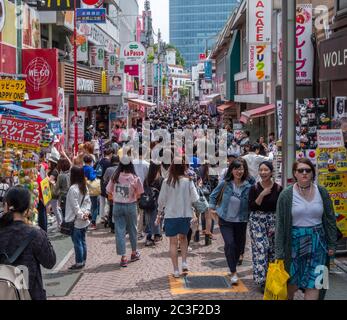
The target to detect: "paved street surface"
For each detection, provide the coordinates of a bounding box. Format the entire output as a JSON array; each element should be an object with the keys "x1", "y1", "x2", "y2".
[{"x1": 44, "y1": 221, "x2": 347, "y2": 300}]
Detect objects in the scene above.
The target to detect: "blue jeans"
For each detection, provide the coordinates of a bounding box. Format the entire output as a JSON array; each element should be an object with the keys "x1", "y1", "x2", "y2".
[
  {"x1": 144, "y1": 208, "x2": 161, "y2": 240},
  {"x1": 71, "y1": 227, "x2": 87, "y2": 264},
  {"x1": 91, "y1": 196, "x2": 99, "y2": 224},
  {"x1": 113, "y1": 202, "x2": 138, "y2": 256}
]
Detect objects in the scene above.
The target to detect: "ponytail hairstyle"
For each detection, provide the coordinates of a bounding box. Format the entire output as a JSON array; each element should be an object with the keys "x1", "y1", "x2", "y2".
[{"x1": 0, "y1": 186, "x2": 31, "y2": 226}]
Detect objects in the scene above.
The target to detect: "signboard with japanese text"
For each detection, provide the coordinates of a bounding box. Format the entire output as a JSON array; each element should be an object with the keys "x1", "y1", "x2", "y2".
[
  {"x1": 37, "y1": 0, "x2": 80, "y2": 11},
  {"x1": 277, "y1": 100, "x2": 283, "y2": 140},
  {"x1": 40, "y1": 177, "x2": 52, "y2": 206},
  {"x1": 0, "y1": 80, "x2": 26, "y2": 101},
  {"x1": 296, "y1": 4, "x2": 314, "y2": 85},
  {"x1": 76, "y1": 8, "x2": 106, "y2": 24},
  {"x1": 248, "y1": 0, "x2": 272, "y2": 44},
  {"x1": 22, "y1": 49, "x2": 59, "y2": 116},
  {"x1": 248, "y1": 44, "x2": 271, "y2": 82},
  {"x1": 107, "y1": 53, "x2": 117, "y2": 74},
  {"x1": 57, "y1": 89, "x2": 65, "y2": 137},
  {"x1": 121, "y1": 42, "x2": 146, "y2": 65},
  {"x1": 77, "y1": 40, "x2": 88, "y2": 62},
  {"x1": 90, "y1": 45, "x2": 105, "y2": 68},
  {"x1": 316, "y1": 147, "x2": 347, "y2": 173},
  {"x1": 204, "y1": 61, "x2": 212, "y2": 80},
  {"x1": 277, "y1": 12, "x2": 283, "y2": 86},
  {"x1": 68, "y1": 111, "x2": 85, "y2": 148},
  {"x1": 317, "y1": 129, "x2": 344, "y2": 148},
  {"x1": 0, "y1": 116, "x2": 46, "y2": 149}
]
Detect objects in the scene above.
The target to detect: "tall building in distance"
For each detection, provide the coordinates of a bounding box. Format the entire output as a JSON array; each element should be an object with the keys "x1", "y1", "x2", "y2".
[{"x1": 169, "y1": 0, "x2": 239, "y2": 69}]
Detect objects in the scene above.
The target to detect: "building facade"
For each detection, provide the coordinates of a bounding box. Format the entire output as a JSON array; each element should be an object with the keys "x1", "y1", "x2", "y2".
[{"x1": 169, "y1": 0, "x2": 239, "y2": 69}]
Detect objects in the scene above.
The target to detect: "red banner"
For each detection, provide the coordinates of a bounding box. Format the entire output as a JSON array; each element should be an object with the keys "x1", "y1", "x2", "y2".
[
  {"x1": 22, "y1": 48, "x2": 59, "y2": 116},
  {"x1": 0, "y1": 116, "x2": 46, "y2": 148},
  {"x1": 125, "y1": 64, "x2": 139, "y2": 76}
]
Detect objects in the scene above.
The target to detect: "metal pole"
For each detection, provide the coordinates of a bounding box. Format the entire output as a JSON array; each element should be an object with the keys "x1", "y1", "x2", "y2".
[
  {"x1": 281, "y1": 0, "x2": 296, "y2": 188},
  {"x1": 16, "y1": 0, "x2": 22, "y2": 75},
  {"x1": 74, "y1": 0, "x2": 78, "y2": 155},
  {"x1": 144, "y1": 53, "x2": 148, "y2": 101}
]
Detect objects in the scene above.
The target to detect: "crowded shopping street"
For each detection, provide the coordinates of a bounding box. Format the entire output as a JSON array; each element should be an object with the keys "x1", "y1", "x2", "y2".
[{"x1": 0, "y1": 0, "x2": 347, "y2": 305}]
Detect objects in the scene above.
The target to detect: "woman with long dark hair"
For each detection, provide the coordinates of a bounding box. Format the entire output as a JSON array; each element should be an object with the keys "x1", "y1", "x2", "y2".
[
  {"x1": 209, "y1": 159, "x2": 252, "y2": 284},
  {"x1": 143, "y1": 162, "x2": 163, "y2": 246},
  {"x1": 157, "y1": 159, "x2": 199, "y2": 278},
  {"x1": 0, "y1": 186, "x2": 56, "y2": 300},
  {"x1": 65, "y1": 166, "x2": 91, "y2": 270},
  {"x1": 106, "y1": 159, "x2": 144, "y2": 267}
]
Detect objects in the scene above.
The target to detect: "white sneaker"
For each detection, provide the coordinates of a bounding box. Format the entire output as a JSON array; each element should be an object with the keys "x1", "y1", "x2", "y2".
[
  {"x1": 173, "y1": 270, "x2": 180, "y2": 278},
  {"x1": 182, "y1": 262, "x2": 189, "y2": 272},
  {"x1": 230, "y1": 274, "x2": 239, "y2": 284},
  {"x1": 188, "y1": 246, "x2": 193, "y2": 252}
]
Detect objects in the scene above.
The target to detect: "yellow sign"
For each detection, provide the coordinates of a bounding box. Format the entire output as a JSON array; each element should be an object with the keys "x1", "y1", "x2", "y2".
[
  {"x1": 101, "y1": 71, "x2": 107, "y2": 93},
  {"x1": 318, "y1": 172, "x2": 347, "y2": 238},
  {"x1": 5, "y1": 142, "x2": 40, "y2": 152},
  {"x1": 40, "y1": 177, "x2": 52, "y2": 206},
  {"x1": 316, "y1": 147, "x2": 347, "y2": 173},
  {"x1": 0, "y1": 80, "x2": 26, "y2": 101}
]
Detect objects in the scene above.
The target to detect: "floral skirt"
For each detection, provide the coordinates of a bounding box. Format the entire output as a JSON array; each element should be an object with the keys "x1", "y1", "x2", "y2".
[{"x1": 289, "y1": 224, "x2": 328, "y2": 289}]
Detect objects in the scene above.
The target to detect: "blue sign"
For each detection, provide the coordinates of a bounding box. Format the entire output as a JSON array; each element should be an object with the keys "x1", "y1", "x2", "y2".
[
  {"x1": 76, "y1": 8, "x2": 106, "y2": 24},
  {"x1": 204, "y1": 61, "x2": 212, "y2": 80},
  {"x1": 47, "y1": 121, "x2": 62, "y2": 135}
]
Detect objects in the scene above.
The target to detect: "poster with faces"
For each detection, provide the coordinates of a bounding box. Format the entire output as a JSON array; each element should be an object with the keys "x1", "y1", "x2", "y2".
[{"x1": 334, "y1": 97, "x2": 347, "y2": 120}]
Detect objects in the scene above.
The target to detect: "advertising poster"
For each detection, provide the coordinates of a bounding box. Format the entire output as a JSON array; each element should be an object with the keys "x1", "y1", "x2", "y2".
[
  {"x1": 69, "y1": 111, "x2": 85, "y2": 148},
  {"x1": 248, "y1": 44, "x2": 271, "y2": 82},
  {"x1": 334, "y1": 97, "x2": 347, "y2": 120},
  {"x1": 316, "y1": 147, "x2": 347, "y2": 173},
  {"x1": 22, "y1": 4, "x2": 41, "y2": 49},
  {"x1": 40, "y1": 177, "x2": 52, "y2": 206},
  {"x1": 317, "y1": 129, "x2": 344, "y2": 148},
  {"x1": 276, "y1": 100, "x2": 283, "y2": 141},
  {"x1": 90, "y1": 45, "x2": 105, "y2": 68},
  {"x1": 277, "y1": 12, "x2": 282, "y2": 86},
  {"x1": 296, "y1": 4, "x2": 314, "y2": 85},
  {"x1": 22, "y1": 48, "x2": 59, "y2": 116},
  {"x1": 109, "y1": 73, "x2": 123, "y2": 96},
  {"x1": 57, "y1": 88, "x2": 65, "y2": 137},
  {"x1": 77, "y1": 40, "x2": 88, "y2": 62}
]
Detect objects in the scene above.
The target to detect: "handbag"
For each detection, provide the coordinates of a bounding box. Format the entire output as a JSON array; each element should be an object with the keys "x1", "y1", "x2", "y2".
[
  {"x1": 60, "y1": 194, "x2": 86, "y2": 236},
  {"x1": 263, "y1": 260, "x2": 290, "y2": 300},
  {"x1": 87, "y1": 178, "x2": 101, "y2": 197}
]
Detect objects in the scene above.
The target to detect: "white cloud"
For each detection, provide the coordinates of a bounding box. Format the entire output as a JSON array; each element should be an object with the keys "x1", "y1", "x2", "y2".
[{"x1": 138, "y1": 0, "x2": 169, "y2": 43}]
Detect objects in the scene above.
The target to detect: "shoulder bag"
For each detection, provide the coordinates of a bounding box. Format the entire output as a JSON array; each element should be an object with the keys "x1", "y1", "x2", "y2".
[{"x1": 60, "y1": 194, "x2": 86, "y2": 236}]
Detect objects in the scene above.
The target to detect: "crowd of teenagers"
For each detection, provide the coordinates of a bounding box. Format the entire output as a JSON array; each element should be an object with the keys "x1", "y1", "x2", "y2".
[{"x1": 0, "y1": 103, "x2": 338, "y2": 300}]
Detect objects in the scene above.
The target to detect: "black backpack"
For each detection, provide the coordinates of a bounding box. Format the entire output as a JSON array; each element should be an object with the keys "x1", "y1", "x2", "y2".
[{"x1": 138, "y1": 184, "x2": 157, "y2": 210}]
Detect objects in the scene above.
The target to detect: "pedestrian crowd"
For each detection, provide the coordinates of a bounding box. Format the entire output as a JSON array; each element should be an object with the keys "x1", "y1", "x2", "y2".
[{"x1": 0, "y1": 102, "x2": 339, "y2": 300}]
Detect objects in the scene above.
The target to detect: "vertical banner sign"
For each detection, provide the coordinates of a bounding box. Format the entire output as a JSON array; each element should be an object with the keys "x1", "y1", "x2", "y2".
[
  {"x1": 77, "y1": 40, "x2": 88, "y2": 62},
  {"x1": 248, "y1": 44, "x2": 272, "y2": 82},
  {"x1": 90, "y1": 45, "x2": 105, "y2": 67},
  {"x1": 22, "y1": 48, "x2": 59, "y2": 116},
  {"x1": 57, "y1": 88, "x2": 65, "y2": 139},
  {"x1": 248, "y1": 0, "x2": 272, "y2": 43},
  {"x1": 277, "y1": 12, "x2": 283, "y2": 86},
  {"x1": 247, "y1": 0, "x2": 272, "y2": 82},
  {"x1": 296, "y1": 4, "x2": 313, "y2": 85},
  {"x1": 107, "y1": 53, "x2": 117, "y2": 74},
  {"x1": 69, "y1": 111, "x2": 85, "y2": 148},
  {"x1": 204, "y1": 60, "x2": 212, "y2": 80},
  {"x1": 276, "y1": 100, "x2": 283, "y2": 140}
]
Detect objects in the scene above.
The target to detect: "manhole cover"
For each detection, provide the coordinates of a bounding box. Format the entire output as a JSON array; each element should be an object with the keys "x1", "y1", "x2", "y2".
[{"x1": 183, "y1": 275, "x2": 231, "y2": 289}]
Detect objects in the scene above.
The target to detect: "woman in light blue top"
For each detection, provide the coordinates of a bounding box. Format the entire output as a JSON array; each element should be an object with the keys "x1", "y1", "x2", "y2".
[{"x1": 209, "y1": 159, "x2": 252, "y2": 284}]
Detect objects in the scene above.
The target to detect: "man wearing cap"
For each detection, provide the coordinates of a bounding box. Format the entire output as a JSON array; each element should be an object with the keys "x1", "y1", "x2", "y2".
[{"x1": 85, "y1": 125, "x2": 94, "y2": 142}]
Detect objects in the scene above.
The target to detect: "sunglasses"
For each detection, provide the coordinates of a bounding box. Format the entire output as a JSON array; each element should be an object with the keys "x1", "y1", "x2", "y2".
[{"x1": 296, "y1": 168, "x2": 313, "y2": 174}]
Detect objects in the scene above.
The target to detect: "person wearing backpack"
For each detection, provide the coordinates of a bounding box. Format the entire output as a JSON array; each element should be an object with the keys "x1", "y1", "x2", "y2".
[
  {"x1": 106, "y1": 159, "x2": 144, "y2": 267},
  {"x1": 0, "y1": 186, "x2": 56, "y2": 300},
  {"x1": 141, "y1": 162, "x2": 163, "y2": 247},
  {"x1": 65, "y1": 166, "x2": 92, "y2": 270}
]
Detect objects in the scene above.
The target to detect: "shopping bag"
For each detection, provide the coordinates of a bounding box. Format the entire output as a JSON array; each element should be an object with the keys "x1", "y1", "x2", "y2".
[
  {"x1": 87, "y1": 179, "x2": 101, "y2": 197},
  {"x1": 263, "y1": 260, "x2": 290, "y2": 300}
]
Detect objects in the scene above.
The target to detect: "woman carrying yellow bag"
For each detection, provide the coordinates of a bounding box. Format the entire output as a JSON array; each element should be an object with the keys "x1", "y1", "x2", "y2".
[{"x1": 275, "y1": 158, "x2": 337, "y2": 300}]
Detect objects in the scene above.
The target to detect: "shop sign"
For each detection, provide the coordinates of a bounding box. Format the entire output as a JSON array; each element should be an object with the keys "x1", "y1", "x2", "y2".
[
  {"x1": 40, "y1": 178, "x2": 52, "y2": 206},
  {"x1": 237, "y1": 79, "x2": 258, "y2": 95},
  {"x1": 248, "y1": 44, "x2": 271, "y2": 82},
  {"x1": 90, "y1": 45, "x2": 105, "y2": 68},
  {"x1": 0, "y1": 80, "x2": 26, "y2": 101},
  {"x1": 0, "y1": 116, "x2": 46, "y2": 147},
  {"x1": 121, "y1": 42, "x2": 146, "y2": 65},
  {"x1": 0, "y1": 0, "x2": 5, "y2": 33},
  {"x1": 76, "y1": 8, "x2": 106, "y2": 24},
  {"x1": 107, "y1": 53, "x2": 117, "y2": 74},
  {"x1": 22, "y1": 48, "x2": 59, "y2": 116},
  {"x1": 124, "y1": 64, "x2": 139, "y2": 77},
  {"x1": 277, "y1": 12, "x2": 283, "y2": 86},
  {"x1": 248, "y1": 0, "x2": 272, "y2": 44},
  {"x1": 37, "y1": 0, "x2": 80, "y2": 11},
  {"x1": 204, "y1": 61, "x2": 212, "y2": 80},
  {"x1": 317, "y1": 129, "x2": 344, "y2": 148},
  {"x1": 296, "y1": 4, "x2": 313, "y2": 85},
  {"x1": 276, "y1": 100, "x2": 283, "y2": 141},
  {"x1": 77, "y1": 77, "x2": 95, "y2": 92},
  {"x1": 316, "y1": 147, "x2": 347, "y2": 173},
  {"x1": 77, "y1": 40, "x2": 88, "y2": 62},
  {"x1": 57, "y1": 88, "x2": 65, "y2": 137}
]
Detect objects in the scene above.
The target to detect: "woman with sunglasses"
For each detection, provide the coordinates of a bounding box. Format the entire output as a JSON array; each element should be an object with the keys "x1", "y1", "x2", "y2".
[
  {"x1": 275, "y1": 158, "x2": 337, "y2": 300},
  {"x1": 208, "y1": 159, "x2": 252, "y2": 285}
]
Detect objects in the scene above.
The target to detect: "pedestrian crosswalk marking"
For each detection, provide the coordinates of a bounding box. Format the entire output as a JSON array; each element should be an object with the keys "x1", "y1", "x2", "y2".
[{"x1": 169, "y1": 272, "x2": 249, "y2": 295}]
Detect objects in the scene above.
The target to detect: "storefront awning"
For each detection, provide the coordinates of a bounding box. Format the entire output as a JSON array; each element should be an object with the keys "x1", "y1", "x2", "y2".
[
  {"x1": 199, "y1": 100, "x2": 211, "y2": 106},
  {"x1": 240, "y1": 104, "x2": 275, "y2": 123},
  {"x1": 206, "y1": 93, "x2": 221, "y2": 100},
  {"x1": 128, "y1": 99, "x2": 156, "y2": 108},
  {"x1": 217, "y1": 102, "x2": 235, "y2": 113}
]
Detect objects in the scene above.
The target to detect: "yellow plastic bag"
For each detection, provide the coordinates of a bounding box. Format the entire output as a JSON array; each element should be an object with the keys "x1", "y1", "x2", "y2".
[{"x1": 263, "y1": 260, "x2": 290, "y2": 300}]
